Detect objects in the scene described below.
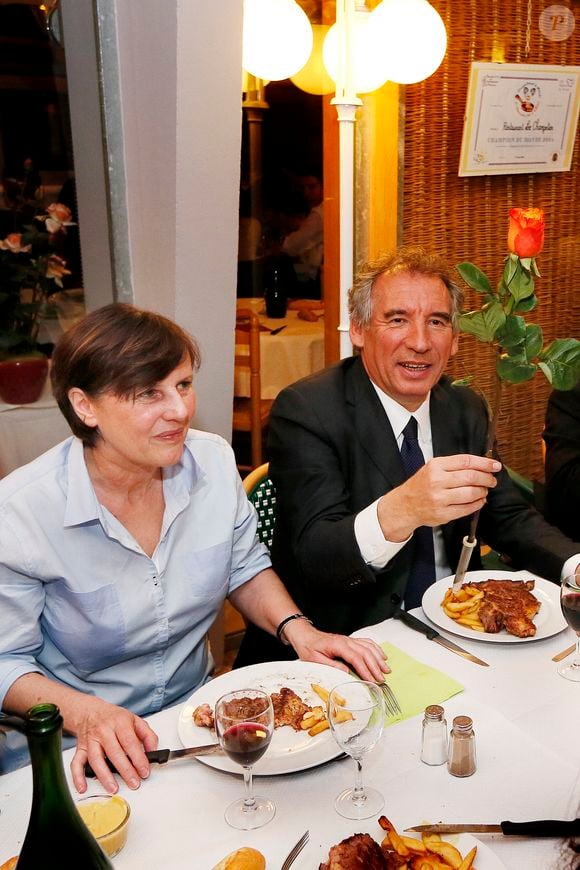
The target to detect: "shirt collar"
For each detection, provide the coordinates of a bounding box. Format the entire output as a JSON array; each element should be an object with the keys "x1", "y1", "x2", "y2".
[
  {"x1": 370, "y1": 383, "x2": 432, "y2": 443},
  {"x1": 63, "y1": 434, "x2": 203, "y2": 529}
]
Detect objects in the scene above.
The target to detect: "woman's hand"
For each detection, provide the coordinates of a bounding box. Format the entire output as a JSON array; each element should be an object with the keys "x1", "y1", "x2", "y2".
[
  {"x1": 283, "y1": 620, "x2": 390, "y2": 683},
  {"x1": 69, "y1": 695, "x2": 158, "y2": 795}
]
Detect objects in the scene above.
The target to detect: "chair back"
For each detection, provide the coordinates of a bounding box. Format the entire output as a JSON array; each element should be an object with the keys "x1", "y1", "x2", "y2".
[
  {"x1": 234, "y1": 308, "x2": 264, "y2": 468},
  {"x1": 243, "y1": 462, "x2": 277, "y2": 550}
]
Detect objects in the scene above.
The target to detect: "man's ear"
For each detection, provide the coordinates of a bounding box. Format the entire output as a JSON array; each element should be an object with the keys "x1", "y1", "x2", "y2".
[
  {"x1": 350, "y1": 321, "x2": 365, "y2": 350},
  {"x1": 68, "y1": 387, "x2": 98, "y2": 428}
]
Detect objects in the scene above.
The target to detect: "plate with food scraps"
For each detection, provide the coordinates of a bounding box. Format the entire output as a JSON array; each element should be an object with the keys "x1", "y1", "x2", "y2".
[
  {"x1": 309, "y1": 825, "x2": 506, "y2": 870},
  {"x1": 421, "y1": 570, "x2": 566, "y2": 644},
  {"x1": 177, "y1": 660, "x2": 351, "y2": 775}
]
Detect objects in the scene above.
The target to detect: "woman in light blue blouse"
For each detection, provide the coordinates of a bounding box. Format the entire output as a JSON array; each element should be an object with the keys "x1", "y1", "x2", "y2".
[{"x1": 0, "y1": 304, "x2": 388, "y2": 793}]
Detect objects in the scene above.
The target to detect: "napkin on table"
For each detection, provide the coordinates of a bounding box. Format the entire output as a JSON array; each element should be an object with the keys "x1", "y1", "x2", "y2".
[{"x1": 377, "y1": 641, "x2": 463, "y2": 725}]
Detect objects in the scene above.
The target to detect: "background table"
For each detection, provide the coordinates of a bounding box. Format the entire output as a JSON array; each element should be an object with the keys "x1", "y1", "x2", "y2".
[
  {"x1": 235, "y1": 299, "x2": 324, "y2": 400},
  {"x1": 1, "y1": 591, "x2": 577, "y2": 869},
  {"x1": 0, "y1": 379, "x2": 71, "y2": 477}
]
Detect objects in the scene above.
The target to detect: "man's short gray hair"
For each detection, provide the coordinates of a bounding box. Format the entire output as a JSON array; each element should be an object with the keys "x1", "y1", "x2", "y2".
[{"x1": 348, "y1": 246, "x2": 464, "y2": 331}]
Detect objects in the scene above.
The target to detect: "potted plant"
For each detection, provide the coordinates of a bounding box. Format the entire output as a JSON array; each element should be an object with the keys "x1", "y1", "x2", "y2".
[
  {"x1": 453, "y1": 207, "x2": 580, "y2": 579},
  {"x1": 0, "y1": 203, "x2": 71, "y2": 404}
]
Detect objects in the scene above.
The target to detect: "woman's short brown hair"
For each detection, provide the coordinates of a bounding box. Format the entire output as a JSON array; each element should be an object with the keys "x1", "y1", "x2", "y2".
[{"x1": 51, "y1": 303, "x2": 201, "y2": 447}]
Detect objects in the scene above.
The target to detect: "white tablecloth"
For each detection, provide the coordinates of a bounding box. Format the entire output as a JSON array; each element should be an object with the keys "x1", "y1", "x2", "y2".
[
  {"x1": 1, "y1": 592, "x2": 577, "y2": 869},
  {"x1": 235, "y1": 300, "x2": 324, "y2": 400},
  {"x1": 0, "y1": 378, "x2": 71, "y2": 477}
]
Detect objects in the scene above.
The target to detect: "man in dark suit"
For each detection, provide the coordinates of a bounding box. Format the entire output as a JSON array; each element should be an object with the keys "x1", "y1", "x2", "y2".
[
  {"x1": 544, "y1": 382, "x2": 580, "y2": 541},
  {"x1": 235, "y1": 247, "x2": 580, "y2": 666}
]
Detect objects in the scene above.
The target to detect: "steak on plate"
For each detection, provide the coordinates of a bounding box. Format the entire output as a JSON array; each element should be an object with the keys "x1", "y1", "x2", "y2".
[
  {"x1": 270, "y1": 687, "x2": 312, "y2": 731},
  {"x1": 319, "y1": 833, "x2": 388, "y2": 869},
  {"x1": 469, "y1": 579, "x2": 540, "y2": 638}
]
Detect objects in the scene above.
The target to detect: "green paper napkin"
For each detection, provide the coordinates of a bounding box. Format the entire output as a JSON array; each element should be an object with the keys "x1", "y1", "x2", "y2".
[{"x1": 378, "y1": 641, "x2": 463, "y2": 725}]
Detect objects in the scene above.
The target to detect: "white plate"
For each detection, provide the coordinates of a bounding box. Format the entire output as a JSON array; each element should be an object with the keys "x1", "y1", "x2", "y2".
[
  {"x1": 177, "y1": 660, "x2": 350, "y2": 775},
  {"x1": 310, "y1": 831, "x2": 506, "y2": 869},
  {"x1": 422, "y1": 570, "x2": 566, "y2": 643}
]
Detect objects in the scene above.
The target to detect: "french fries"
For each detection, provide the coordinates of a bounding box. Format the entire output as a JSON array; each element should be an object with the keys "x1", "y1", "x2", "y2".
[
  {"x1": 300, "y1": 696, "x2": 353, "y2": 737},
  {"x1": 378, "y1": 817, "x2": 477, "y2": 870},
  {"x1": 441, "y1": 586, "x2": 485, "y2": 633},
  {"x1": 311, "y1": 682, "x2": 346, "y2": 706}
]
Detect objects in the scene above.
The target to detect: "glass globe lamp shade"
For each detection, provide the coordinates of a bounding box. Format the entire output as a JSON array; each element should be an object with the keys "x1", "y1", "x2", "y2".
[
  {"x1": 291, "y1": 24, "x2": 335, "y2": 95},
  {"x1": 370, "y1": 0, "x2": 447, "y2": 85},
  {"x1": 243, "y1": 0, "x2": 313, "y2": 82},
  {"x1": 322, "y1": 8, "x2": 391, "y2": 94}
]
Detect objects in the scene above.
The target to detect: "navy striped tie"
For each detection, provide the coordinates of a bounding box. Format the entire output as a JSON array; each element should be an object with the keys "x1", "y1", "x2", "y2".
[{"x1": 400, "y1": 416, "x2": 436, "y2": 610}]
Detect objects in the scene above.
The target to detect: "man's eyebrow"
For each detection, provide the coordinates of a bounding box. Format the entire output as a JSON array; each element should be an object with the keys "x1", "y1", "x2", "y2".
[{"x1": 379, "y1": 308, "x2": 452, "y2": 322}]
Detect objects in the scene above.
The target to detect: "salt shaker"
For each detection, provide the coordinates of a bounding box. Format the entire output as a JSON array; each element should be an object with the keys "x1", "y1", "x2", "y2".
[
  {"x1": 447, "y1": 715, "x2": 476, "y2": 777},
  {"x1": 420, "y1": 704, "x2": 448, "y2": 765}
]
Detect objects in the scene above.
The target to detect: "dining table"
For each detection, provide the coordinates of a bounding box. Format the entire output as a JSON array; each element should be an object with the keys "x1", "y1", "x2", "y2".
[
  {"x1": 0, "y1": 577, "x2": 578, "y2": 869},
  {"x1": 234, "y1": 298, "x2": 325, "y2": 400}
]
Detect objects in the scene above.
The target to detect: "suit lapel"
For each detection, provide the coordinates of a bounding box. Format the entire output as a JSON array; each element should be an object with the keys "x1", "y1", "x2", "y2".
[
  {"x1": 430, "y1": 381, "x2": 458, "y2": 458},
  {"x1": 345, "y1": 357, "x2": 407, "y2": 488}
]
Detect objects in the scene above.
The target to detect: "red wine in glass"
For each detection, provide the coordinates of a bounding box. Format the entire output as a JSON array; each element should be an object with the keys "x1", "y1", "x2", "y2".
[
  {"x1": 559, "y1": 575, "x2": 580, "y2": 682},
  {"x1": 221, "y1": 722, "x2": 271, "y2": 767},
  {"x1": 215, "y1": 688, "x2": 276, "y2": 829},
  {"x1": 561, "y1": 593, "x2": 580, "y2": 632}
]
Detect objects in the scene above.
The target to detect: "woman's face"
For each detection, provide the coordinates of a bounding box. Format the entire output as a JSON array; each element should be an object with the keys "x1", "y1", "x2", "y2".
[{"x1": 73, "y1": 357, "x2": 196, "y2": 473}]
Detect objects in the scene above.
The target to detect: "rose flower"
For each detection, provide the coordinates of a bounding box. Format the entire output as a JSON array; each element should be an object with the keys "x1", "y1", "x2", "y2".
[{"x1": 507, "y1": 207, "x2": 545, "y2": 258}]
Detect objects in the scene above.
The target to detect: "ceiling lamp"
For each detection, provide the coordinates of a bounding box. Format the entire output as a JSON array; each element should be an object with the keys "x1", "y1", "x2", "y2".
[
  {"x1": 290, "y1": 24, "x2": 335, "y2": 96},
  {"x1": 322, "y1": 5, "x2": 391, "y2": 95},
  {"x1": 370, "y1": 0, "x2": 447, "y2": 85},
  {"x1": 242, "y1": 0, "x2": 313, "y2": 82}
]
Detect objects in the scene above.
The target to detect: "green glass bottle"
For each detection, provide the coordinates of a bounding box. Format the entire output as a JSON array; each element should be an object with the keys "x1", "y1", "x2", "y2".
[{"x1": 17, "y1": 703, "x2": 113, "y2": 869}]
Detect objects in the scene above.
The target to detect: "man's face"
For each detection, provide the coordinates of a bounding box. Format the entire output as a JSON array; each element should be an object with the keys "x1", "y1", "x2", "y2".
[{"x1": 350, "y1": 270, "x2": 458, "y2": 411}]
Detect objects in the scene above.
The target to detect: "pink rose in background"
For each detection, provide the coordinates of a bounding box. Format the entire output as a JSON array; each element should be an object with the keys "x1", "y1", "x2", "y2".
[
  {"x1": 0, "y1": 233, "x2": 32, "y2": 254},
  {"x1": 45, "y1": 254, "x2": 71, "y2": 285},
  {"x1": 45, "y1": 202, "x2": 72, "y2": 233}
]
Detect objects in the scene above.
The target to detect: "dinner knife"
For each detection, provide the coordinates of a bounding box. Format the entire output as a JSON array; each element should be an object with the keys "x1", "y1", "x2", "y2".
[
  {"x1": 406, "y1": 819, "x2": 580, "y2": 837},
  {"x1": 552, "y1": 643, "x2": 576, "y2": 662},
  {"x1": 393, "y1": 609, "x2": 489, "y2": 667},
  {"x1": 84, "y1": 744, "x2": 222, "y2": 778}
]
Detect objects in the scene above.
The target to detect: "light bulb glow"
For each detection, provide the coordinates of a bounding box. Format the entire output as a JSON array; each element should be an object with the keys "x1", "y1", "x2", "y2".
[
  {"x1": 370, "y1": 0, "x2": 447, "y2": 85},
  {"x1": 243, "y1": 0, "x2": 313, "y2": 82},
  {"x1": 323, "y1": 9, "x2": 391, "y2": 94},
  {"x1": 291, "y1": 24, "x2": 335, "y2": 95}
]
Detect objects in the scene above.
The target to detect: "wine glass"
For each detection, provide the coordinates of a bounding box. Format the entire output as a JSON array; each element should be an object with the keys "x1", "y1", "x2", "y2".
[
  {"x1": 214, "y1": 689, "x2": 275, "y2": 830},
  {"x1": 558, "y1": 573, "x2": 580, "y2": 682},
  {"x1": 327, "y1": 681, "x2": 385, "y2": 819}
]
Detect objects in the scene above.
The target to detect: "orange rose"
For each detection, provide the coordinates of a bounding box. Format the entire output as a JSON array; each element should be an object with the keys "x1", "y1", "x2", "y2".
[
  {"x1": 507, "y1": 207, "x2": 545, "y2": 258},
  {"x1": 0, "y1": 233, "x2": 32, "y2": 254},
  {"x1": 45, "y1": 202, "x2": 72, "y2": 233}
]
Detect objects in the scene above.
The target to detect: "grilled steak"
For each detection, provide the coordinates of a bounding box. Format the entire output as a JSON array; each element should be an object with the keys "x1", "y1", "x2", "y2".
[
  {"x1": 469, "y1": 579, "x2": 540, "y2": 638},
  {"x1": 270, "y1": 687, "x2": 312, "y2": 731},
  {"x1": 319, "y1": 833, "x2": 388, "y2": 869}
]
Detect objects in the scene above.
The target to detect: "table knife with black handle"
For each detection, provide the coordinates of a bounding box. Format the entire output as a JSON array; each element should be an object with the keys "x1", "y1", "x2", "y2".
[
  {"x1": 84, "y1": 744, "x2": 222, "y2": 778},
  {"x1": 407, "y1": 819, "x2": 580, "y2": 837}
]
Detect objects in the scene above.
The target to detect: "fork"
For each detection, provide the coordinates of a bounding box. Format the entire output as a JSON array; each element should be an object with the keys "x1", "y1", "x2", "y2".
[
  {"x1": 380, "y1": 681, "x2": 402, "y2": 717},
  {"x1": 280, "y1": 830, "x2": 309, "y2": 870}
]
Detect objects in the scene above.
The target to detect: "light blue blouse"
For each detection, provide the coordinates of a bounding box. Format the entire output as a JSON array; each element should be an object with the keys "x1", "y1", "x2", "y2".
[{"x1": 0, "y1": 430, "x2": 270, "y2": 715}]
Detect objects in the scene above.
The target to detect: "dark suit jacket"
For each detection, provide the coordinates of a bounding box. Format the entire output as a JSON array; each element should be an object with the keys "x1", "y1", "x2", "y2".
[
  {"x1": 235, "y1": 357, "x2": 579, "y2": 667},
  {"x1": 544, "y1": 383, "x2": 580, "y2": 541}
]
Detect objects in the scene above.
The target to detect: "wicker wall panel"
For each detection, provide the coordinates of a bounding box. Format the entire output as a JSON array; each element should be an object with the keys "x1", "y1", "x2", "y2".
[{"x1": 402, "y1": 0, "x2": 580, "y2": 481}]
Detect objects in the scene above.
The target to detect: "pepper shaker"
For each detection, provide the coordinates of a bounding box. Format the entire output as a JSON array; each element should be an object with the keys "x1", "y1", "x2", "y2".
[
  {"x1": 420, "y1": 704, "x2": 448, "y2": 765},
  {"x1": 447, "y1": 715, "x2": 476, "y2": 777}
]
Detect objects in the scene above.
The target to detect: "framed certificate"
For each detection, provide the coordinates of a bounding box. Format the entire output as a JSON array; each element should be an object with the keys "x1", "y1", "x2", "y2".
[{"x1": 458, "y1": 62, "x2": 580, "y2": 176}]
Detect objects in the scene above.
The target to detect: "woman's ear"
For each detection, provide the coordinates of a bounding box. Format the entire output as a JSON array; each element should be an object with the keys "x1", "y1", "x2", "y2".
[{"x1": 68, "y1": 387, "x2": 98, "y2": 429}]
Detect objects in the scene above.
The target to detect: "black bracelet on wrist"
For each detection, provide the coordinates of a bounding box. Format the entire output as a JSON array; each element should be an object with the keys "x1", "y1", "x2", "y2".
[{"x1": 276, "y1": 613, "x2": 313, "y2": 645}]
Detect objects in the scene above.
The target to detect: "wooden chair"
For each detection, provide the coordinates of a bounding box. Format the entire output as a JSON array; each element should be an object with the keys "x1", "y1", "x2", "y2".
[{"x1": 233, "y1": 308, "x2": 273, "y2": 471}]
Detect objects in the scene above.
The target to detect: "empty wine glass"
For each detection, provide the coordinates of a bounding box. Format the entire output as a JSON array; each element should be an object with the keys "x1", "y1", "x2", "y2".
[
  {"x1": 214, "y1": 689, "x2": 275, "y2": 830},
  {"x1": 327, "y1": 680, "x2": 385, "y2": 819},
  {"x1": 558, "y1": 573, "x2": 580, "y2": 682}
]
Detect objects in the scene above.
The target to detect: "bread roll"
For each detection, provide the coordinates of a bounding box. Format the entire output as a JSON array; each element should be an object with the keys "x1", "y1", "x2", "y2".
[
  {"x1": 211, "y1": 846, "x2": 266, "y2": 870},
  {"x1": 0, "y1": 858, "x2": 19, "y2": 870}
]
